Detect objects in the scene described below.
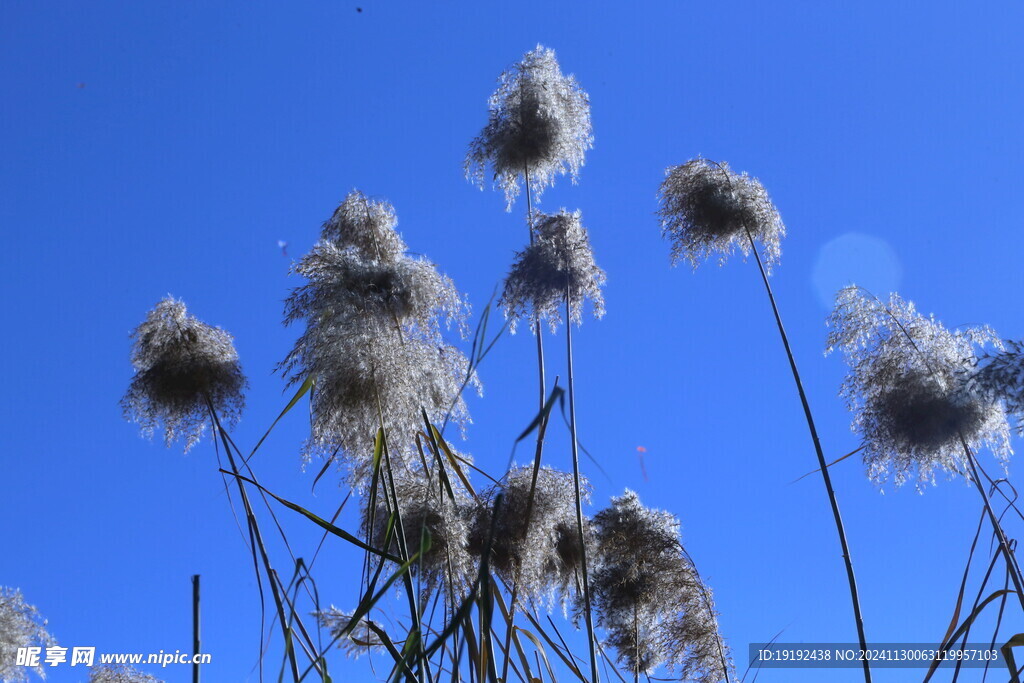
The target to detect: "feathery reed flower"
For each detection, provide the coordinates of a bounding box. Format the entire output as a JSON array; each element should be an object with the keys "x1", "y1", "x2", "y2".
[
  {"x1": 466, "y1": 45, "x2": 593, "y2": 208},
  {"x1": 500, "y1": 209, "x2": 606, "y2": 332},
  {"x1": 589, "y1": 491, "x2": 731, "y2": 681},
  {"x1": 284, "y1": 240, "x2": 466, "y2": 342},
  {"x1": 658, "y1": 158, "x2": 785, "y2": 270},
  {"x1": 320, "y1": 190, "x2": 407, "y2": 262},
  {"x1": 662, "y1": 161, "x2": 871, "y2": 664},
  {"x1": 826, "y1": 287, "x2": 1011, "y2": 487},
  {"x1": 364, "y1": 470, "x2": 476, "y2": 599},
  {"x1": 122, "y1": 297, "x2": 246, "y2": 452},
  {"x1": 286, "y1": 317, "x2": 475, "y2": 488},
  {"x1": 282, "y1": 192, "x2": 478, "y2": 488},
  {"x1": 88, "y1": 664, "x2": 162, "y2": 683},
  {"x1": 469, "y1": 466, "x2": 591, "y2": 606},
  {"x1": 317, "y1": 608, "x2": 386, "y2": 659},
  {"x1": 0, "y1": 588, "x2": 56, "y2": 683},
  {"x1": 973, "y1": 341, "x2": 1024, "y2": 431}
]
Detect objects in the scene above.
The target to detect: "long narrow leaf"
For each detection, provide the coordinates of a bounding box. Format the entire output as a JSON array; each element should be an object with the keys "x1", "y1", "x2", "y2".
[
  {"x1": 246, "y1": 374, "x2": 316, "y2": 465},
  {"x1": 924, "y1": 589, "x2": 1016, "y2": 683},
  {"x1": 515, "y1": 626, "x2": 555, "y2": 683},
  {"x1": 1001, "y1": 633, "x2": 1024, "y2": 683},
  {"x1": 219, "y1": 469, "x2": 402, "y2": 562}
]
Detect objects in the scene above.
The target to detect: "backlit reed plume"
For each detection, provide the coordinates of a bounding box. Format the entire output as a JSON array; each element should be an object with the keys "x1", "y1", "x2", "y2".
[
  {"x1": 0, "y1": 588, "x2": 56, "y2": 683},
  {"x1": 466, "y1": 45, "x2": 593, "y2": 208},
  {"x1": 589, "y1": 491, "x2": 731, "y2": 682},
  {"x1": 658, "y1": 158, "x2": 784, "y2": 270},
  {"x1": 973, "y1": 341, "x2": 1024, "y2": 431},
  {"x1": 659, "y1": 160, "x2": 872, "y2": 681},
  {"x1": 282, "y1": 190, "x2": 478, "y2": 488},
  {"x1": 88, "y1": 664, "x2": 162, "y2": 683},
  {"x1": 122, "y1": 297, "x2": 246, "y2": 452},
  {"x1": 363, "y1": 470, "x2": 476, "y2": 600},
  {"x1": 497, "y1": 204, "x2": 605, "y2": 680},
  {"x1": 317, "y1": 608, "x2": 385, "y2": 659},
  {"x1": 827, "y1": 286, "x2": 1011, "y2": 488},
  {"x1": 500, "y1": 209, "x2": 606, "y2": 333},
  {"x1": 469, "y1": 466, "x2": 591, "y2": 607},
  {"x1": 319, "y1": 189, "x2": 407, "y2": 262}
]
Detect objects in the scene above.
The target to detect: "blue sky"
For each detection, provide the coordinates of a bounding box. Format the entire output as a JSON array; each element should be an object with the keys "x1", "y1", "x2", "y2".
[{"x1": 3, "y1": 1, "x2": 1024, "y2": 681}]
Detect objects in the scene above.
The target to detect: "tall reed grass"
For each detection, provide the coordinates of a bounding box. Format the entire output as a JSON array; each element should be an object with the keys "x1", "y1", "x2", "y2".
[{"x1": 102, "y1": 43, "x2": 1024, "y2": 683}]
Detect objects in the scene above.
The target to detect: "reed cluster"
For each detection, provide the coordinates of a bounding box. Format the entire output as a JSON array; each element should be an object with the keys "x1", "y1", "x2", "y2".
[{"x1": 102, "y1": 41, "x2": 1024, "y2": 683}]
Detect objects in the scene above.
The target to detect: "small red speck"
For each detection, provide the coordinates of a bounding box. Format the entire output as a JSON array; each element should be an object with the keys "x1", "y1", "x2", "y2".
[{"x1": 636, "y1": 447, "x2": 649, "y2": 481}]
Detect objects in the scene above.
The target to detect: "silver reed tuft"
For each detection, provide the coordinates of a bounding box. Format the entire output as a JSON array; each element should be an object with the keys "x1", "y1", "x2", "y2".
[
  {"x1": 589, "y1": 491, "x2": 732, "y2": 682},
  {"x1": 468, "y1": 466, "x2": 591, "y2": 607},
  {"x1": 658, "y1": 158, "x2": 784, "y2": 270},
  {"x1": 827, "y1": 286, "x2": 1011, "y2": 487},
  {"x1": 363, "y1": 469, "x2": 476, "y2": 601},
  {"x1": 466, "y1": 45, "x2": 593, "y2": 208},
  {"x1": 122, "y1": 297, "x2": 246, "y2": 452},
  {"x1": 282, "y1": 190, "x2": 478, "y2": 488},
  {"x1": 0, "y1": 588, "x2": 57, "y2": 683},
  {"x1": 500, "y1": 209, "x2": 606, "y2": 332}
]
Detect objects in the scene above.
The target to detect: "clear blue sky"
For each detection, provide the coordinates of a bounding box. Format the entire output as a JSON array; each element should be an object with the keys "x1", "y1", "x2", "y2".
[{"x1": 3, "y1": 1, "x2": 1024, "y2": 681}]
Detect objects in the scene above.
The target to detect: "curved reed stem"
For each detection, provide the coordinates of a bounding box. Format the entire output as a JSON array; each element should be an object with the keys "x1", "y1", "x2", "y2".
[
  {"x1": 566, "y1": 288, "x2": 599, "y2": 683},
  {"x1": 959, "y1": 436, "x2": 1024, "y2": 612},
  {"x1": 745, "y1": 230, "x2": 872, "y2": 683},
  {"x1": 501, "y1": 164, "x2": 554, "y2": 683}
]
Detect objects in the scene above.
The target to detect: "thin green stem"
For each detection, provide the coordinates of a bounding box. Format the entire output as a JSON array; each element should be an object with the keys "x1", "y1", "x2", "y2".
[
  {"x1": 500, "y1": 163, "x2": 553, "y2": 683},
  {"x1": 566, "y1": 290, "x2": 599, "y2": 683},
  {"x1": 745, "y1": 231, "x2": 871, "y2": 683},
  {"x1": 525, "y1": 166, "x2": 547, "y2": 412},
  {"x1": 521, "y1": 165, "x2": 552, "y2": 530}
]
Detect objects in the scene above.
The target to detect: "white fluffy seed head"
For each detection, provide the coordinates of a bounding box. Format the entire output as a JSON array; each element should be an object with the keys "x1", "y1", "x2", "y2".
[
  {"x1": 468, "y1": 466, "x2": 591, "y2": 608},
  {"x1": 317, "y1": 608, "x2": 386, "y2": 660},
  {"x1": 285, "y1": 315, "x2": 478, "y2": 489},
  {"x1": 282, "y1": 193, "x2": 479, "y2": 489},
  {"x1": 284, "y1": 240, "x2": 468, "y2": 341},
  {"x1": 320, "y1": 190, "x2": 407, "y2": 262},
  {"x1": 500, "y1": 209, "x2": 606, "y2": 333},
  {"x1": 466, "y1": 45, "x2": 593, "y2": 209},
  {"x1": 363, "y1": 470, "x2": 476, "y2": 601},
  {"x1": 972, "y1": 341, "x2": 1024, "y2": 432},
  {"x1": 122, "y1": 297, "x2": 247, "y2": 452},
  {"x1": 589, "y1": 491, "x2": 732, "y2": 681},
  {"x1": 827, "y1": 286, "x2": 1011, "y2": 488},
  {"x1": 658, "y1": 158, "x2": 784, "y2": 271},
  {"x1": 0, "y1": 587, "x2": 57, "y2": 683}
]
